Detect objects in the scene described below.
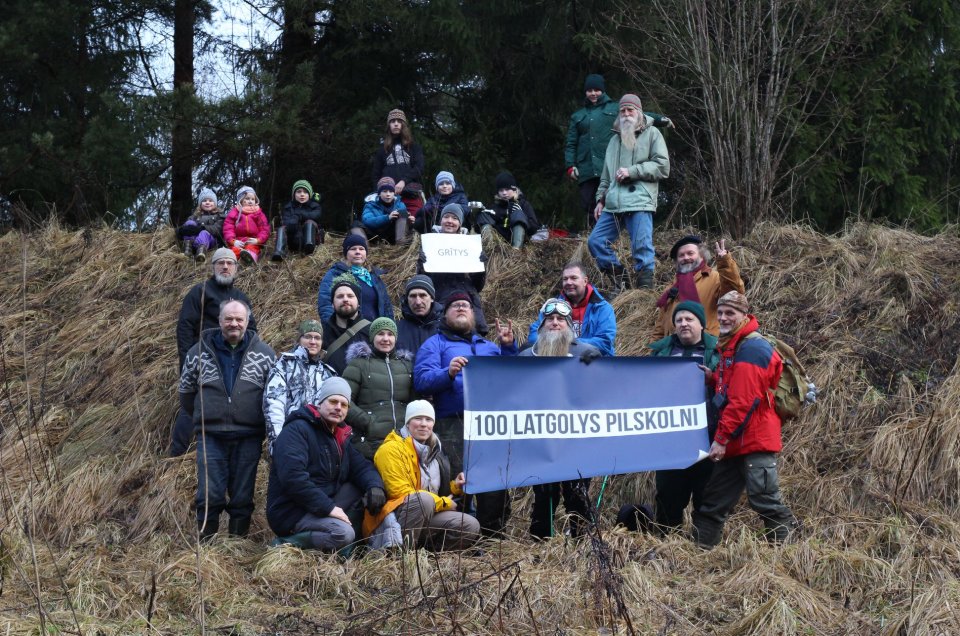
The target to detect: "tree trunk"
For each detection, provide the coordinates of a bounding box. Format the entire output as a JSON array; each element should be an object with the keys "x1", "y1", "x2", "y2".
[{"x1": 170, "y1": 0, "x2": 196, "y2": 227}]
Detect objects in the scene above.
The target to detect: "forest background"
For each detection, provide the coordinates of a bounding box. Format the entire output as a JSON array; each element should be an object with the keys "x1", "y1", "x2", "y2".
[{"x1": 1, "y1": 0, "x2": 958, "y2": 236}]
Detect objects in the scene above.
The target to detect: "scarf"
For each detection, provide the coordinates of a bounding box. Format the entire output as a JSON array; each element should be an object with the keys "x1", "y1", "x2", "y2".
[
  {"x1": 656, "y1": 260, "x2": 710, "y2": 308},
  {"x1": 350, "y1": 265, "x2": 373, "y2": 288},
  {"x1": 717, "y1": 317, "x2": 750, "y2": 350}
]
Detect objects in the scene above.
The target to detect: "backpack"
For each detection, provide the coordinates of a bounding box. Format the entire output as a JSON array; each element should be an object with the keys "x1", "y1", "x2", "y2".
[{"x1": 745, "y1": 332, "x2": 817, "y2": 421}]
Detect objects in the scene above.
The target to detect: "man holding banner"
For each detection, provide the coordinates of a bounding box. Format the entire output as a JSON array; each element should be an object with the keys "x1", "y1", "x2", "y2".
[
  {"x1": 413, "y1": 291, "x2": 518, "y2": 536},
  {"x1": 691, "y1": 291, "x2": 798, "y2": 548},
  {"x1": 520, "y1": 298, "x2": 601, "y2": 539}
]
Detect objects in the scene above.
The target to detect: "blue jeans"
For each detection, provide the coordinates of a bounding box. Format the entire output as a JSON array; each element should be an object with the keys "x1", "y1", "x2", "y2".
[
  {"x1": 196, "y1": 434, "x2": 262, "y2": 529},
  {"x1": 587, "y1": 210, "x2": 654, "y2": 272}
]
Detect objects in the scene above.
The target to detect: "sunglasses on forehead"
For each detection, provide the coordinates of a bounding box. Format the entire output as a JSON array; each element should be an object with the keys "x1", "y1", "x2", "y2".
[{"x1": 542, "y1": 301, "x2": 572, "y2": 317}]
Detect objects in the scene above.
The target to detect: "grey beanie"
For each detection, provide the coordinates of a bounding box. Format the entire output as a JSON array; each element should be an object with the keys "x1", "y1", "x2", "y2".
[
  {"x1": 315, "y1": 377, "x2": 352, "y2": 405},
  {"x1": 235, "y1": 185, "x2": 258, "y2": 205},
  {"x1": 440, "y1": 203, "x2": 465, "y2": 227},
  {"x1": 198, "y1": 188, "x2": 218, "y2": 208},
  {"x1": 405, "y1": 274, "x2": 436, "y2": 299},
  {"x1": 211, "y1": 247, "x2": 237, "y2": 264}
]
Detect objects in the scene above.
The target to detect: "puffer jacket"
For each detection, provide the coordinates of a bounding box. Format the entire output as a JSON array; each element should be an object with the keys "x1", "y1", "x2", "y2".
[
  {"x1": 262, "y1": 345, "x2": 338, "y2": 454},
  {"x1": 362, "y1": 428, "x2": 460, "y2": 536},
  {"x1": 361, "y1": 196, "x2": 409, "y2": 231},
  {"x1": 596, "y1": 117, "x2": 669, "y2": 213},
  {"x1": 342, "y1": 341, "x2": 416, "y2": 459},
  {"x1": 526, "y1": 285, "x2": 615, "y2": 356},
  {"x1": 223, "y1": 205, "x2": 271, "y2": 244},
  {"x1": 267, "y1": 405, "x2": 383, "y2": 537},
  {"x1": 712, "y1": 316, "x2": 783, "y2": 457},
  {"x1": 178, "y1": 328, "x2": 276, "y2": 436},
  {"x1": 417, "y1": 185, "x2": 469, "y2": 232}
]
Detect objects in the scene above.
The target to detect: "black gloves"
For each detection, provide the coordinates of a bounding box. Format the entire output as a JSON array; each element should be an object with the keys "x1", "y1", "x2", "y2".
[
  {"x1": 363, "y1": 487, "x2": 386, "y2": 514},
  {"x1": 579, "y1": 349, "x2": 602, "y2": 365},
  {"x1": 479, "y1": 251, "x2": 488, "y2": 263},
  {"x1": 418, "y1": 250, "x2": 427, "y2": 265}
]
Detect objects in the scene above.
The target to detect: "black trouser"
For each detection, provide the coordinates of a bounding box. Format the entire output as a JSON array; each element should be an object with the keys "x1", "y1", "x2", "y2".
[
  {"x1": 579, "y1": 177, "x2": 600, "y2": 231},
  {"x1": 529, "y1": 478, "x2": 593, "y2": 539},
  {"x1": 691, "y1": 452, "x2": 796, "y2": 547},
  {"x1": 654, "y1": 459, "x2": 715, "y2": 529}
]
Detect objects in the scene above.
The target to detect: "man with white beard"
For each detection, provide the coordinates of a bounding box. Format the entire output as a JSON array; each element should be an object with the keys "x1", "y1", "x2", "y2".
[
  {"x1": 171, "y1": 248, "x2": 259, "y2": 456},
  {"x1": 653, "y1": 235, "x2": 744, "y2": 338},
  {"x1": 587, "y1": 93, "x2": 670, "y2": 290},
  {"x1": 520, "y1": 298, "x2": 601, "y2": 539}
]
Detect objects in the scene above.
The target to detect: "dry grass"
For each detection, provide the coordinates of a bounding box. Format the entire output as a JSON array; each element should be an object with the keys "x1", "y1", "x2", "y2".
[{"x1": 2, "y1": 220, "x2": 960, "y2": 634}]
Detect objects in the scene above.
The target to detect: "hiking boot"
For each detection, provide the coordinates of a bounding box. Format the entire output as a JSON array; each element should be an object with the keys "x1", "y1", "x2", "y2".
[
  {"x1": 198, "y1": 517, "x2": 219, "y2": 543},
  {"x1": 633, "y1": 268, "x2": 654, "y2": 289},
  {"x1": 228, "y1": 517, "x2": 251, "y2": 538},
  {"x1": 194, "y1": 244, "x2": 207, "y2": 263},
  {"x1": 239, "y1": 249, "x2": 256, "y2": 265}
]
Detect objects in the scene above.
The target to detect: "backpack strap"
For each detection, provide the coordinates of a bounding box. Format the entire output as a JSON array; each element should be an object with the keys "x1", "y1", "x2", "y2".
[{"x1": 324, "y1": 319, "x2": 371, "y2": 360}]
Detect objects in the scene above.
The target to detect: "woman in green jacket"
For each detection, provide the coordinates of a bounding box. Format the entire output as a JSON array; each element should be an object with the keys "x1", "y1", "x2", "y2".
[{"x1": 342, "y1": 317, "x2": 416, "y2": 459}]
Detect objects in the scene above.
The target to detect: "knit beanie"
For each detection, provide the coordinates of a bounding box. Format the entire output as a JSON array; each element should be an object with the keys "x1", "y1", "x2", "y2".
[
  {"x1": 292, "y1": 179, "x2": 314, "y2": 198},
  {"x1": 197, "y1": 188, "x2": 218, "y2": 208},
  {"x1": 404, "y1": 274, "x2": 436, "y2": 299},
  {"x1": 235, "y1": 185, "x2": 258, "y2": 205},
  {"x1": 673, "y1": 301, "x2": 706, "y2": 329},
  {"x1": 211, "y1": 248, "x2": 237, "y2": 264},
  {"x1": 315, "y1": 377, "x2": 352, "y2": 405},
  {"x1": 494, "y1": 171, "x2": 517, "y2": 191},
  {"x1": 619, "y1": 94, "x2": 643, "y2": 111},
  {"x1": 377, "y1": 176, "x2": 396, "y2": 193},
  {"x1": 670, "y1": 235, "x2": 703, "y2": 260},
  {"x1": 717, "y1": 291, "x2": 749, "y2": 314},
  {"x1": 405, "y1": 399, "x2": 436, "y2": 425},
  {"x1": 440, "y1": 203, "x2": 465, "y2": 228},
  {"x1": 298, "y1": 319, "x2": 324, "y2": 337},
  {"x1": 584, "y1": 74, "x2": 605, "y2": 92},
  {"x1": 538, "y1": 298, "x2": 574, "y2": 332},
  {"x1": 387, "y1": 109, "x2": 407, "y2": 124},
  {"x1": 435, "y1": 171, "x2": 456, "y2": 189},
  {"x1": 342, "y1": 233, "x2": 368, "y2": 257},
  {"x1": 444, "y1": 291, "x2": 473, "y2": 310},
  {"x1": 330, "y1": 273, "x2": 361, "y2": 302},
  {"x1": 369, "y1": 316, "x2": 398, "y2": 338}
]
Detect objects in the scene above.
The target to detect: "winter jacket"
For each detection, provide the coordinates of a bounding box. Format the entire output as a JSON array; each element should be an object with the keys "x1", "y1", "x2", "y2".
[
  {"x1": 223, "y1": 205, "x2": 271, "y2": 245},
  {"x1": 653, "y1": 254, "x2": 745, "y2": 339},
  {"x1": 178, "y1": 209, "x2": 227, "y2": 242},
  {"x1": 321, "y1": 314, "x2": 371, "y2": 375},
  {"x1": 416, "y1": 186, "x2": 469, "y2": 232},
  {"x1": 341, "y1": 341, "x2": 416, "y2": 459},
  {"x1": 316, "y1": 260, "x2": 393, "y2": 324},
  {"x1": 281, "y1": 198, "x2": 323, "y2": 227},
  {"x1": 371, "y1": 140, "x2": 425, "y2": 188},
  {"x1": 565, "y1": 94, "x2": 672, "y2": 184},
  {"x1": 361, "y1": 196, "x2": 409, "y2": 231},
  {"x1": 413, "y1": 325, "x2": 518, "y2": 417},
  {"x1": 596, "y1": 117, "x2": 670, "y2": 213},
  {"x1": 175, "y1": 277, "x2": 258, "y2": 367},
  {"x1": 266, "y1": 405, "x2": 384, "y2": 536},
  {"x1": 647, "y1": 332, "x2": 720, "y2": 371},
  {"x1": 483, "y1": 194, "x2": 539, "y2": 241},
  {"x1": 712, "y1": 316, "x2": 783, "y2": 457},
  {"x1": 363, "y1": 429, "x2": 460, "y2": 536},
  {"x1": 178, "y1": 329, "x2": 276, "y2": 437},
  {"x1": 527, "y1": 286, "x2": 616, "y2": 357},
  {"x1": 262, "y1": 345, "x2": 338, "y2": 454},
  {"x1": 416, "y1": 255, "x2": 488, "y2": 335},
  {"x1": 396, "y1": 296, "x2": 443, "y2": 359}
]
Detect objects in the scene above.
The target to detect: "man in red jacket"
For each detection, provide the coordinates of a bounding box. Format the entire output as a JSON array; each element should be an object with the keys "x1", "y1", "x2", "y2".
[{"x1": 691, "y1": 291, "x2": 797, "y2": 548}]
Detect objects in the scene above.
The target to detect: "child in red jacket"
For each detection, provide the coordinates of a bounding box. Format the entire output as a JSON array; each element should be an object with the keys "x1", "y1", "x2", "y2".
[{"x1": 223, "y1": 186, "x2": 271, "y2": 264}]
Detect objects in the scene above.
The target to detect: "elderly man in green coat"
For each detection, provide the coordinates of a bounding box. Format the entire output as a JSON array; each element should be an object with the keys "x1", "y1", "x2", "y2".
[{"x1": 565, "y1": 74, "x2": 673, "y2": 231}]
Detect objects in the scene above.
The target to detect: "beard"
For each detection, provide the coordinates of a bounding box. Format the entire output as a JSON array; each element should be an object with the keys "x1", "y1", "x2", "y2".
[
  {"x1": 535, "y1": 328, "x2": 574, "y2": 357},
  {"x1": 446, "y1": 313, "x2": 476, "y2": 334},
  {"x1": 677, "y1": 258, "x2": 702, "y2": 274},
  {"x1": 335, "y1": 303, "x2": 358, "y2": 320},
  {"x1": 214, "y1": 272, "x2": 235, "y2": 285},
  {"x1": 619, "y1": 115, "x2": 638, "y2": 150}
]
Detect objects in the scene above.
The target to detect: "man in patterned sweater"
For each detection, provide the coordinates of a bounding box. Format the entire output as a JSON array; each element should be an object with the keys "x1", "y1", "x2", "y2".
[{"x1": 179, "y1": 299, "x2": 276, "y2": 540}]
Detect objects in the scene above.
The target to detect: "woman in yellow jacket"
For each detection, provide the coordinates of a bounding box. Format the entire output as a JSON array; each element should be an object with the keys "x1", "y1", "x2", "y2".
[{"x1": 363, "y1": 400, "x2": 480, "y2": 550}]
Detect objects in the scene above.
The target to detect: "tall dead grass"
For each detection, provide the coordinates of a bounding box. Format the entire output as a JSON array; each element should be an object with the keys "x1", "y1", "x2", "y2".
[{"x1": 1, "y1": 220, "x2": 959, "y2": 633}]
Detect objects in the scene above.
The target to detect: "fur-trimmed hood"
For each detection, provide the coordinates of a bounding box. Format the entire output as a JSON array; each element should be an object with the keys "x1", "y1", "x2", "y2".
[{"x1": 345, "y1": 340, "x2": 414, "y2": 363}]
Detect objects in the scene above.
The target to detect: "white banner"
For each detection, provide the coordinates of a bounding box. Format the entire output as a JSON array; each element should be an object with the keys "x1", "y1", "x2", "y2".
[{"x1": 420, "y1": 233, "x2": 484, "y2": 273}]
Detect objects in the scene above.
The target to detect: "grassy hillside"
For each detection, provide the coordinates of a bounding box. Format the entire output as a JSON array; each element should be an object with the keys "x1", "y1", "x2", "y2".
[{"x1": 1, "y1": 222, "x2": 958, "y2": 634}]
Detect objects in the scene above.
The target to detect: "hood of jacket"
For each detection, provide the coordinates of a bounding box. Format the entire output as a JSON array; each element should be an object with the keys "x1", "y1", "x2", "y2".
[{"x1": 344, "y1": 340, "x2": 414, "y2": 363}]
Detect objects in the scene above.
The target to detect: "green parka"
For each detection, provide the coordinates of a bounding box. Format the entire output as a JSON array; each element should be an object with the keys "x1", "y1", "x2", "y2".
[
  {"x1": 342, "y1": 341, "x2": 416, "y2": 459},
  {"x1": 596, "y1": 119, "x2": 670, "y2": 213}
]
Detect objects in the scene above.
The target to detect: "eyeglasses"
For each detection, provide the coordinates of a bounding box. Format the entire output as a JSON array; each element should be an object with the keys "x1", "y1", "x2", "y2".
[
  {"x1": 542, "y1": 301, "x2": 572, "y2": 317},
  {"x1": 300, "y1": 334, "x2": 322, "y2": 342},
  {"x1": 448, "y1": 302, "x2": 472, "y2": 310}
]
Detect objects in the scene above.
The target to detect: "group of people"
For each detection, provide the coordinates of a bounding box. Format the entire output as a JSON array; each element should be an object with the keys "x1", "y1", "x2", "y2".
[{"x1": 174, "y1": 212, "x2": 799, "y2": 552}]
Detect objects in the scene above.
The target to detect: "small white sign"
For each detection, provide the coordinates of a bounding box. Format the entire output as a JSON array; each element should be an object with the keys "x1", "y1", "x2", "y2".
[{"x1": 420, "y1": 233, "x2": 485, "y2": 273}]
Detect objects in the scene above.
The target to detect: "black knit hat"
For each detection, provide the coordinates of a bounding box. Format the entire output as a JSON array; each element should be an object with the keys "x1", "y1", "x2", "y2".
[
  {"x1": 342, "y1": 233, "x2": 368, "y2": 257},
  {"x1": 404, "y1": 274, "x2": 436, "y2": 299},
  {"x1": 584, "y1": 74, "x2": 605, "y2": 92},
  {"x1": 494, "y1": 171, "x2": 517, "y2": 191},
  {"x1": 670, "y1": 235, "x2": 702, "y2": 260}
]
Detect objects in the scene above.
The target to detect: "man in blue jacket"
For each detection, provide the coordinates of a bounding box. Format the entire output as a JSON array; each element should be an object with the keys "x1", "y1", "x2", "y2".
[
  {"x1": 527, "y1": 262, "x2": 616, "y2": 356},
  {"x1": 413, "y1": 291, "x2": 517, "y2": 536}
]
